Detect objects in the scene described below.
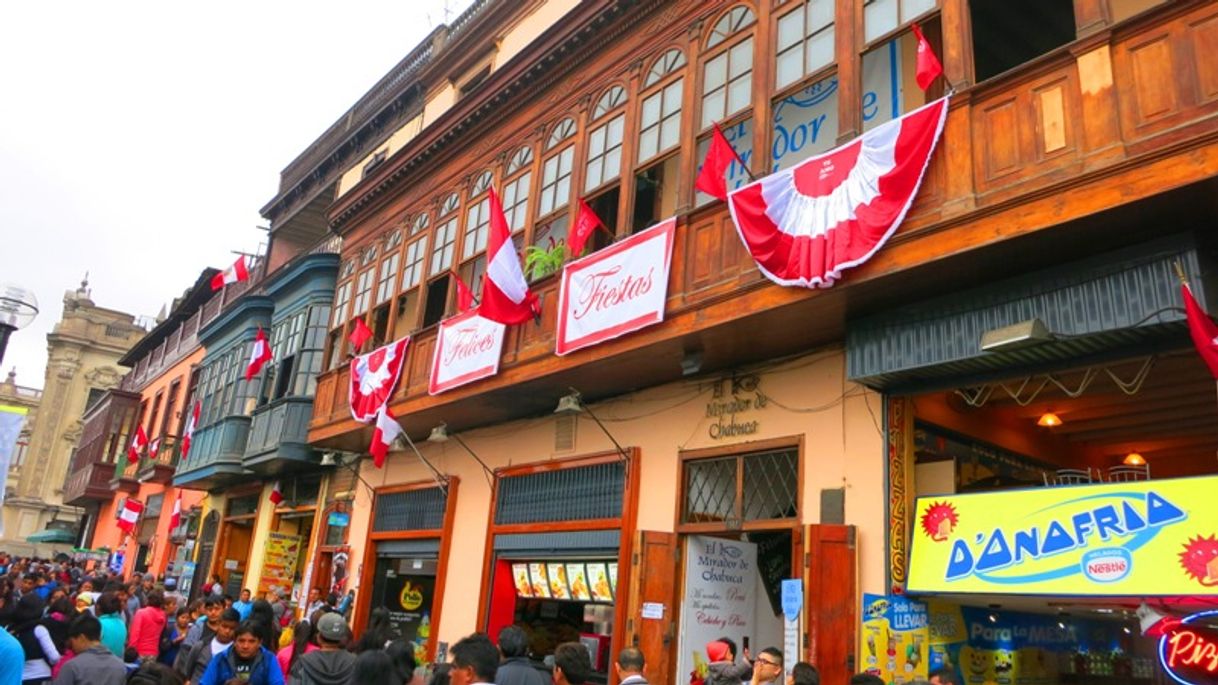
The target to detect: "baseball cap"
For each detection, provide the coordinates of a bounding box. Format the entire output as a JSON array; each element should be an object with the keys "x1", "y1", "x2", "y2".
[{"x1": 317, "y1": 612, "x2": 349, "y2": 641}]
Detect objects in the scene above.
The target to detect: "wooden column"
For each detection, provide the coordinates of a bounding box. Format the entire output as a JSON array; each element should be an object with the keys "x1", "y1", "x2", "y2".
[
  {"x1": 835, "y1": 0, "x2": 862, "y2": 143},
  {"x1": 886, "y1": 395, "x2": 914, "y2": 594},
  {"x1": 940, "y1": 0, "x2": 975, "y2": 90}
]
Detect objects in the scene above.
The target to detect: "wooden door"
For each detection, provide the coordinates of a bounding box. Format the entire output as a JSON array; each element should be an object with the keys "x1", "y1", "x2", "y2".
[
  {"x1": 624, "y1": 531, "x2": 678, "y2": 685},
  {"x1": 805, "y1": 525, "x2": 858, "y2": 685}
]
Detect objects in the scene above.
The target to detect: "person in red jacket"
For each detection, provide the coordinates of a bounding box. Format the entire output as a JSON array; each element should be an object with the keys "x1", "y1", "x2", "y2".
[{"x1": 128, "y1": 590, "x2": 168, "y2": 660}]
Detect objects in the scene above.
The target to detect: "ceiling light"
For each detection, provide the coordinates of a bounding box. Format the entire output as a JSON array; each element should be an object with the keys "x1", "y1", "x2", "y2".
[
  {"x1": 980, "y1": 318, "x2": 1052, "y2": 352},
  {"x1": 427, "y1": 423, "x2": 450, "y2": 443},
  {"x1": 1037, "y1": 412, "x2": 1063, "y2": 427},
  {"x1": 1123, "y1": 452, "x2": 1147, "y2": 466}
]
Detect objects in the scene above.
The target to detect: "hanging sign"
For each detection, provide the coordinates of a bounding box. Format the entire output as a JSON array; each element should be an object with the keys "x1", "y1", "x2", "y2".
[
  {"x1": 1159, "y1": 610, "x2": 1218, "y2": 685},
  {"x1": 555, "y1": 218, "x2": 676, "y2": 356},
  {"x1": 349, "y1": 337, "x2": 410, "y2": 422},
  {"x1": 677, "y1": 535, "x2": 758, "y2": 685},
  {"x1": 428, "y1": 310, "x2": 505, "y2": 395},
  {"x1": 908, "y1": 475, "x2": 1218, "y2": 596}
]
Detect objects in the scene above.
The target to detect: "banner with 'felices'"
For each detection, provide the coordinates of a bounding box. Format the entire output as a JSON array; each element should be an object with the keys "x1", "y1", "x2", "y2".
[{"x1": 429, "y1": 310, "x2": 505, "y2": 395}]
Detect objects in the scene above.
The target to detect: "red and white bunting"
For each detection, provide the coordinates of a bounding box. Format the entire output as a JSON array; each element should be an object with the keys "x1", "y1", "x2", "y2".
[
  {"x1": 117, "y1": 498, "x2": 143, "y2": 534},
  {"x1": 245, "y1": 326, "x2": 273, "y2": 381},
  {"x1": 148, "y1": 437, "x2": 161, "y2": 461},
  {"x1": 369, "y1": 406, "x2": 403, "y2": 468},
  {"x1": 429, "y1": 310, "x2": 506, "y2": 395},
  {"x1": 556, "y1": 218, "x2": 676, "y2": 356},
  {"x1": 727, "y1": 97, "x2": 949, "y2": 288},
  {"x1": 349, "y1": 337, "x2": 410, "y2": 423},
  {"x1": 169, "y1": 491, "x2": 182, "y2": 531},
  {"x1": 181, "y1": 401, "x2": 200, "y2": 462},
  {"x1": 210, "y1": 255, "x2": 251, "y2": 291},
  {"x1": 269, "y1": 481, "x2": 284, "y2": 506}
]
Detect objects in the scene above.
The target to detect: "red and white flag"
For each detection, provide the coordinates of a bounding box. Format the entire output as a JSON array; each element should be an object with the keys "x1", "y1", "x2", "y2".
[
  {"x1": 349, "y1": 318, "x2": 373, "y2": 352},
  {"x1": 1183, "y1": 283, "x2": 1218, "y2": 378},
  {"x1": 727, "y1": 97, "x2": 949, "y2": 288},
  {"x1": 128, "y1": 424, "x2": 149, "y2": 466},
  {"x1": 480, "y1": 188, "x2": 540, "y2": 325},
  {"x1": 181, "y1": 401, "x2": 200, "y2": 462},
  {"x1": 454, "y1": 272, "x2": 477, "y2": 313},
  {"x1": 169, "y1": 490, "x2": 182, "y2": 531},
  {"x1": 695, "y1": 123, "x2": 748, "y2": 202},
  {"x1": 210, "y1": 255, "x2": 251, "y2": 291},
  {"x1": 369, "y1": 406, "x2": 403, "y2": 468},
  {"x1": 117, "y1": 498, "x2": 143, "y2": 534},
  {"x1": 245, "y1": 326, "x2": 273, "y2": 381},
  {"x1": 911, "y1": 23, "x2": 944, "y2": 91},
  {"x1": 349, "y1": 337, "x2": 410, "y2": 423},
  {"x1": 567, "y1": 198, "x2": 609, "y2": 258},
  {"x1": 269, "y1": 481, "x2": 284, "y2": 506},
  {"x1": 148, "y1": 437, "x2": 161, "y2": 461}
]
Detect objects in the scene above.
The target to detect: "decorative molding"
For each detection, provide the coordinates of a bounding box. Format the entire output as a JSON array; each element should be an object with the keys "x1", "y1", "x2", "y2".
[
  {"x1": 61, "y1": 421, "x2": 83, "y2": 445},
  {"x1": 886, "y1": 395, "x2": 913, "y2": 594},
  {"x1": 84, "y1": 366, "x2": 121, "y2": 390}
]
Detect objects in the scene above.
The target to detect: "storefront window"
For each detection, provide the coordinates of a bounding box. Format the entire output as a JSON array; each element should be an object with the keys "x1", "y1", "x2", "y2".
[{"x1": 682, "y1": 448, "x2": 799, "y2": 525}]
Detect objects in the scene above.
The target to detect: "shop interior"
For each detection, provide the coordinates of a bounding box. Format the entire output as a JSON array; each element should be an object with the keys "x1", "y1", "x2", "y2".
[
  {"x1": 907, "y1": 349, "x2": 1218, "y2": 685},
  {"x1": 370, "y1": 554, "x2": 438, "y2": 667}
]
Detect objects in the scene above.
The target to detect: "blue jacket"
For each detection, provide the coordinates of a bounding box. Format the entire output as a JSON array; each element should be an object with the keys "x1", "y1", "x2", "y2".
[{"x1": 199, "y1": 645, "x2": 284, "y2": 685}]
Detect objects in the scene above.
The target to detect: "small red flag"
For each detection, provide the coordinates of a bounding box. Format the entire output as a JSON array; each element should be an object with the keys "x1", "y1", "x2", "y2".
[
  {"x1": 568, "y1": 198, "x2": 609, "y2": 258},
  {"x1": 269, "y1": 481, "x2": 284, "y2": 506},
  {"x1": 181, "y1": 401, "x2": 200, "y2": 462},
  {"x1": 1183, "y1": 284, "x2": 1218, "y2": 378},
  {"x1": 169, "y1": 490, "x2": 182, "y2": 531},
  {"x1": 211, "y1": 255, "x2": 251, "y2": 291},
  {"x1": 117, "y1": 499, "x2": 143, "y2": 534},
  {"x1": 480, "y1": 188, "x2": 540, "y2": 325},
  {"x1": 349, "y1": 318, "x2": 373, "y2": 352},
  {"x1": 127, "y1": 424, "x2": 148, "y2": 467},
  {"x1": 245, "y1": 326, "x2": 273, "y2": 381},
  {"x1": 911, "y1": 23, "x2": 943, "y2": 91},
  {"x1": 695, "y1": 123, "x2": 746, "y2": 201},
  {"x1": 454, "y1": 273, "x2": 476, "y2": 313},
  {"x1": 369, "y1": 406, "x2": 403, "y2": 468}
]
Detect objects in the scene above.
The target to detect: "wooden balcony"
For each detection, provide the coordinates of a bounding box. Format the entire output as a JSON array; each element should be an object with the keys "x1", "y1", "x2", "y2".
[
  {"x1": 309, "y1": 1, "x2": 1218, "y2": 451},
  {"x1": 63, "y1": 462, "x2": 117, "y2": 506},
  {"x1": 110, "y1": 455, "x2": 140, "y2": 494},
  {"x1": 136, "y1": 434, "x2": 178, "y2": 485}
]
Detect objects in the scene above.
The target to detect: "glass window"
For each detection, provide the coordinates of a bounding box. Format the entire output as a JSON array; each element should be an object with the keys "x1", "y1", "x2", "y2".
[
  {"x1": 547, "y1": 118, "x2": 576, "y2": 150},
  {"x1": 352, "y1": 268, "x2": 375, "y2": 316},
  {"x1": 695, "y1": 117, "x2": 755, "y2": 207},
  {"x1": 431, "y1": 215, "x2": 458, "y2": 274},
  {"x1": 462, "y1": 197, "x2": 491, "y2": 260},
  {"x1": 701, "y1": 37, "x2": 754, "y2": 127},
  {"x1": 707, "y1": 5, "x2": 756, "y2": 49},
  {"x1": 771, "y1": 74, "x2": 839, "y2": 171},
  {"x1": 864, "y1": 0, "x2": 937, "y2": 44},
  {"x1": 776, "y1": 0, "x2": 835, "y2": 90},
  {"x1": 471, "y1": 170, "x2": 493, "y2": 196},
  {"x1": 384, "y1": 230, "x2": 402, "y2": 251},
  {"x1": 377, "y1": 253, "x2": 399, "y2": 304},
  {"x1": 644, "y1": 49, "x2": 687, "y2": 88},
  {"x1": 401, "y1": 238, "x2": 427, "y2": 290},
  {"x1": 538, "y1": 147, "x2": 574, "y2": 217},
  {"x1": 330, "y1": 282, "x2": 351, "y2": 328},
  {"x1": 593, "y1": 86, "x2": 627, "y2": 119},
  {"x1": 410, "y1": 213, "x2": 430, "y2": 236},
  {"x1": 502, "y1": 171, "x2": 531, "y2": 232},
  {"x1": 440, "y1": 192, "x2": 460, "y2": 215},
  {"x1": 638, "y1": 79, "x2": 684, "y2": 164},
  {"x1": 294, "y1": 305, "x2": 330, "y2": 397},
  {"x1": 506, "y1": 146, "x2": 534, "y2": 174},
  {"x1": 585, "y1": 115, "x2": 625, "y2": 191},
  {"x1": 862, "y1": 29, "x2": 930, "y2": 131}
]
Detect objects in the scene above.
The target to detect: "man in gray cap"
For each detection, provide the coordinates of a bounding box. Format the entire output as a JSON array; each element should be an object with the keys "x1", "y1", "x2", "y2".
[{"x1": 288, "y1": 612, "x2": 356, "y2": 684}]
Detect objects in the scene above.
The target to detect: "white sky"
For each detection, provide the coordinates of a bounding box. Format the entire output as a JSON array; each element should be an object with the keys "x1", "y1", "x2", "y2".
[{"x1": 0, "y1": 0, "x2": 473, "y2": 390}]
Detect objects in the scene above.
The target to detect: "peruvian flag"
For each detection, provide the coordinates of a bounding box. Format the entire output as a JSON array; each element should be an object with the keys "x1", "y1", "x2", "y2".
[
  {"x1": 696, "y1": 123, "x2": 748, "y2": 202},
  {"x1": 169, "y1": 490, "x2": 182, "y2": 531},
  {"x1": 454, "y1": 272, "x2": 477, "y2": 313},
  {"x1": 210, "y1": 255, "x2": 251, "y2": 291},
  {"x1": 117, "y1": 498, "x2": 143, "y2": 534},
  {"x1": 727, "y1": 96, "x2": 949, "y2": 288},
  {"x1": 245, "y1": 326, "x2": 273, "y2": 381},
  {"x1": 567, "y1": 198, "x2": 609, "y2": 258},
  {"x1": 181, "y1": 401, "x2": 200, "y2": 462},
  {"x1": 349, "y1": 337, "x2": 410, "y2": 423},
  {"x1": 349, "y1": 318, "x2": 373, "y2": 352},
  {"x1": 480, "y1": 188, "x2": 540, "y2": 325},
  {"x1": 127, "y1": 424, "x2": 149, "y2": 466},
  {"x1": 148, "y1": 437, "x2": 161, "y2": 461},
  {"x1": 1183, "y1": 283, "x2": 1218, "y2": 378},
  {"x1": 911, "y1": 23, "x2": 943, "y2": 91},
  {"x1": 269, "y1": 481, "x2": 284, "y2": 506},
  {"x1": 369, "y1": 405, "x2": 403, "y2": 468}
]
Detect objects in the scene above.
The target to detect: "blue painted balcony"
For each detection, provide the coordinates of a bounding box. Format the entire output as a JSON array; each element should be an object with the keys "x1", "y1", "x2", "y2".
[
  {"x1": 243, "y1": 396, "x2": 321, "y2": 475},
  {"x1": 172, "y1": 416, "x2": 251, "y2": 490}
]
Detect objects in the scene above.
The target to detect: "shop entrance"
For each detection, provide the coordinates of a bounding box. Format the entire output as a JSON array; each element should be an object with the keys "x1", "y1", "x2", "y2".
[
  {"x1": 370, "y1": 541, "x2": 440, "y2": 666},
  {"x1": 259, "y1": 476, "x2": 321, "y2": 600},
  {"x1": 214, "y1": 492, "x2": 260, "y2": 595}
]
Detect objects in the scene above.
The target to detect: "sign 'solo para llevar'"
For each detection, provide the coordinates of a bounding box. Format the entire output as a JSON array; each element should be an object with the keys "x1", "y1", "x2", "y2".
[{"x1": 907, "y1": 475, "x2": 1218, "y2": 596}]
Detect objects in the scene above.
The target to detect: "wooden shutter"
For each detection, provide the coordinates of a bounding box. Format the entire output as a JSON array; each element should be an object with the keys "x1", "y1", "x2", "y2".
[
  {"x1": 805, "y1": 524, "x2": 858, "y2": 685},
  {"x1": 625, "y1": 530, "x2": 678, "y2": 685}
]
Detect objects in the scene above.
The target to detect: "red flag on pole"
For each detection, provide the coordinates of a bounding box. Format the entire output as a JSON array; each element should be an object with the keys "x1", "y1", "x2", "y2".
[
  {"x1": 567, "y1": 198, "x2": 609, "y2": 258},
  {"x1": 369, "y1": 406, "x2": 403, "y2": 468},
  {"x1": 454, "y1": 273, "x2": 477, "y2": 313},
  {"x1": 911, "y1": 23, "x2": 943, "y2": 91},
  {"x1": 1183, "y1": 283, "x2": 1218, "y2": 378},
  {"x1": 245, "y1": 326, "x2": 273, "y2": 381},
  {"x1": 269, "y1": 481, "x2": 284, "y2": 506},
  {"x1": 480, "y1": 188, "x2": 540, "y2": 325},
  {"x1": 181, "y1": 401, "x2": 200, "y2": 462},
  {"x1": 695, "y1": 123, "x2": 747, "y2": 201},
  {"x1": 349, "y1": 318, "x2": 373, "y2": 352},
  {"x1": 117, "y1": 499, "x2": 143, "y2": 534},
  {"x1": 211, "y1": 255, "x2": 251, "y2": 291},
  {"x1": 127, "y1": 425, "x2": 148, "y2": 468},
  {"x1": 169, "y1": 490, "x2": 182, "y2": 531}
]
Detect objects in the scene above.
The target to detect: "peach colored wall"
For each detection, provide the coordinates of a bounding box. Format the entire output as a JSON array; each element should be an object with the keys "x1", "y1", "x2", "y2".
[{"x1": 343, "y1": 346, "x2": 887, "y2": 648}]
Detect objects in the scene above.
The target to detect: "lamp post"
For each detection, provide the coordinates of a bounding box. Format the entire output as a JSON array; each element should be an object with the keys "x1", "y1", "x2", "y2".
[{"x1": 0, "y1": 284, "x2": 39, "y2": 367}]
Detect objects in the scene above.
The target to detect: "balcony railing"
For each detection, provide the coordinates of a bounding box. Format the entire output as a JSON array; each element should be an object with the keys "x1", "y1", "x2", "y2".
[
  {"x1": 172, "y1": 416, "x2": 251, "y2": 490},
  {"x1": 243, "y1": 397, "x2": 320, "y2": 473},
  {"x1": 136, "y1": 434, "x2": 178, "y2": 485},
  {"x1": 63, "y1": 462, "x2": 117, "y2": 506}
]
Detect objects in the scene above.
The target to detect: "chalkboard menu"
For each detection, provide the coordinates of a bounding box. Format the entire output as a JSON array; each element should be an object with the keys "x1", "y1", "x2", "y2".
[{"x1": 752, "y1": 531, "x2": 792, "y2": 616}]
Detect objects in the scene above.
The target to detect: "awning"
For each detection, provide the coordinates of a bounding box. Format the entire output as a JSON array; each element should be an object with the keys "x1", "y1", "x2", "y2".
[{"x1": 26, "y1": 529, "x2": 75, "y2": 544}]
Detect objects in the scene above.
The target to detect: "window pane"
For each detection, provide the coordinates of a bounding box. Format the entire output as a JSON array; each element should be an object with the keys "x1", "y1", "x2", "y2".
[
  {"x1": 641, "y1": 92, "x2": 662, "y2": 127},
  {"x1": 902, "y1": 0, "x2": 937, "y2": 21},
  {"x1": 777, "y1": 8, "x2": 804, "y2": 50},
  {"x1": 704, "y1": 53, "x2": 727, "y2": 90},
  {"x1": 728, "y1": 75, "x2": 752, "y2": 114},
  {"x1": 589, "y1": 126, "x2": 606, "y2": 156},
  {"x1": 660, "y1": 115, "x2": 681, "y2": 151},
  {"x1": 863, "y1": 35, "x2": 916, "y2": 131},
  {"x1": 865, "y1": 0, "x2": 898, "y2": 43},
  {"x1": 807, "y1": 27, "x2": 834, "y2": 73},
  {"x1": 771, "y1": 75, "x2": 839, "y2": 172},
  {"x1": 639, "y1": 127, "x2": 659, "y2": 162},
  {"x1": 776, "y1": 49, "x2": 802, "y2": 90},
  {"x1": 662, "y1": 80, "x2": 683, "y2": 112},
  {"x1": 607, "y1": 116, "x2": 624, "y2": 145},
  {"x1": 728, "y1": 38, "x2": 753, "y2": 78},
  {"x1": 604, "y1": 148, "x2": 621, "y2": 181},
  {"x1": 559, "y1": 147, "x2": 573, "y2": 175},
  {"x1": 810, "y1": 0, "x2": 834, "y2": 28},
  {"x1": 585, "y1": 158, "x2": 604, "y2": 191},
  {"x1": 702, "y1": 90, "x2": 725, "y2": 128}
]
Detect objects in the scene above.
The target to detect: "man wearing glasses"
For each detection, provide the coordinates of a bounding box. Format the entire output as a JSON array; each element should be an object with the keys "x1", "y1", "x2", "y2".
[{"x1": 750, "y1": 647, "x2": 784, "y2": 685}]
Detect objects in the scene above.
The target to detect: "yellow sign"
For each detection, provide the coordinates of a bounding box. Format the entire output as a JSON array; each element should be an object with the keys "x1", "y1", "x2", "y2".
[{"x1": 908, "y1": 475, "x2": 1218, "y2": 595}]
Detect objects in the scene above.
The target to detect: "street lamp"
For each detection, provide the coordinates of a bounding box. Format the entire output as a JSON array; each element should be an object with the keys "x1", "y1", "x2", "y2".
[{"x1": 0, "y1": 284, "x2": 39, "y2": 367}]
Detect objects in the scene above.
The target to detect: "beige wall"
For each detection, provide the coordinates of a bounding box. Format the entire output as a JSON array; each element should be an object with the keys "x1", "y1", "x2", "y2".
[{"x1": 344, "y1": 346, "x2": 887, "y2": 648}]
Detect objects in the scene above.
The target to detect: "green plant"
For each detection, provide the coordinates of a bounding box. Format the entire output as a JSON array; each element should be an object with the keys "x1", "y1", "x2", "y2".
[{"x1": 524, "y1": 243, "x2": 568, "y2": 281}]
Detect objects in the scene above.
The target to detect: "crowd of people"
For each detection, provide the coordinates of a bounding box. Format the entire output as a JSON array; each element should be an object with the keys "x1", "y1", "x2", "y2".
[{"x1": 0, "y1": 553, "x2": 960, "y2": 685}]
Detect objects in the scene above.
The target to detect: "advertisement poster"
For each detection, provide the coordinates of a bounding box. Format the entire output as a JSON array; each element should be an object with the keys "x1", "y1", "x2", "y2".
[
  {"x1": 677, "y1": 535, "x2": 758, "y2": 685},
  {"x1": 555, "y1": 219, "x2": 676, "y2": 356},
  {"x1": 529, "y1": 563, "x2": 550, "y2": 598},
  {"x1": 547, "y1": 563, "x2": 571, "y2": 600},
  {"x1": 567, "y1": 563, "x2": 591, "y2": 601},
  {"x1": 908, "y1": 475, "x2": 1218, "y2": 596},
  {"x1": 861, "y1": 594, "x2": 930, "y2": 685},
  {"x1": 587, "y1": 562, "x2": 613, "y2": 602},
  {"x1": 513, "y1": 564, "x2": 533, "y2": 598},
  {"x1": 428, "y1": 310, "x2": 506, "y2": 395},
  {"x1": 384, "y1": 573, "x2": 435, "y2": 665},
  {"x1": 257, "y1": 532, "x2": 302, "y2": 597}
]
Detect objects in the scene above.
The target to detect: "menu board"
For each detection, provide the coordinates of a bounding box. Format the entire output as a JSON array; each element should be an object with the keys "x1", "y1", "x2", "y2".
[
  {"x1": 548, "y1": 563, "x2": 571, "y2": 599},
  {"x1": 257, "y1": 532, "x2": 303, "y2": 597},
  {"x1": 608, "y1": 563, "x2": 618, "y2": 596},
  {"x1": 587, "y1": 563, "x2": 613, "y2": 602},
  {"x1": 567, "y1": 563, "x2": 591, "y2": 600},
  {"x1": 529, "y1": 563, "x2": 551, "y2": 598},
  {"x1": 513, "y1": 564, "x2": 533, "y2": 598}
]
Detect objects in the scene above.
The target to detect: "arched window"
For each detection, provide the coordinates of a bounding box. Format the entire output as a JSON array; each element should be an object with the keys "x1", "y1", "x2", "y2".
[
  {"x1": 535, "y1": 118, "x2": 577, "y2": 255},
  {"x1": 701, "y1": 5, "x2": 757, "y2": 129},
  {"x1": 775, "y1": 0, "x2": 835, "y2": 90},
  {"x1": 431, "y1": 193, "x2": 460, "y2": 275},
  {"x1": 547, "y1": 117, "x2": 576, "y2": 151},
  {"x1": 391, "y1": 209, "x2": 430, "y2": 339},
  {"x1": 461, "y1": 170, "x2": 494, "y2": 260},
  {"x1": 410, "y1": 213, "x2": 430, "y2": 236},
  {"x1": 638, "y1": 49, "x2": 687, "y2": 164},
  {"x1": 585, "y1": 85, "x2": 628, "y2": 192},
  {"x1": 502, "y1": 146, "x2": 534, "y2": 233}
]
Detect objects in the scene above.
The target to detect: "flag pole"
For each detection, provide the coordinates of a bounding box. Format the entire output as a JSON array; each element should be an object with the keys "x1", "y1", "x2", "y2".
[{"x1": 1173, "y1": 260, "x2": 1189, "y2": 286}]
